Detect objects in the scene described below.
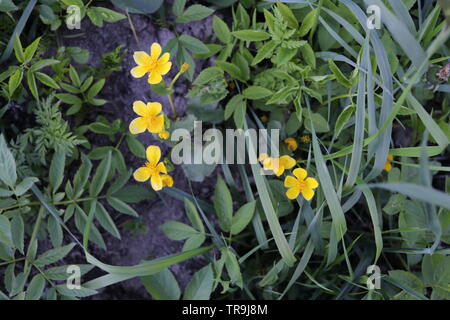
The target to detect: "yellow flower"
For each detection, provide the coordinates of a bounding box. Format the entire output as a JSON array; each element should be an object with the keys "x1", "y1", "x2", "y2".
[
  {"x1": 384, "y1": 154, "x2": 394, "y2": 172},
  {"x1": 129, "y1": 101, "x2": 164, "y2": 134},
  {"x1": 259, "y1": 155, "x2": 296, "y2": 176},
  {"x1": 284, "y1": 168, "x2": 319, "y2": 200},
  {"x1": 260, "y1": 115, "x2": 268, "y2": 123},
  {"x1": 258, "y1": 153, "x2": 269, "y2": 162},
  {"x1": 180, "y1": 63, "x2": 190, "y2": 73},
  {"x1": 131, "y1": 43, "x2": 172, "y2": 84},
  {"x1": 158, "y1": 130, "x2": 170, "y2": 140},
  {"x1": 284, "y1": 138, "x2": 298, "y2": 151},
  {"x1": 133, "y1": 146, "x2": 168, "y2": 191},
  {"x1": 300, "y1": 135, "x2": 311, "y2": 144},
  {"x1": 161, "y1": 174, "x2": 174, "y2": 188}
]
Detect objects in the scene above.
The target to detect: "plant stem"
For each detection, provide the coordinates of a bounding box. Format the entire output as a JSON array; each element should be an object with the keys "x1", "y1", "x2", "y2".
[{"x1": 168, "y1": 94, "x2": 177, "y2": 119}]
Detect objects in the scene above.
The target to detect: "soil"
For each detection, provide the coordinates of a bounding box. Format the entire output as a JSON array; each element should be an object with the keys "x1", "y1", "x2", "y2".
[{"x1": 59, "y1": 9, "x2": 219, "y2": 299}]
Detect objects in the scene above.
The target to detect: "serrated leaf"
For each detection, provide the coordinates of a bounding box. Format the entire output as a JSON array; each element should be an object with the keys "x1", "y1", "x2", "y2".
[
  {"x1": 176, "y1": 4, "x2": 213, "y2": 23},
  {"x1": 232, "y1": 30, "x2": 271, "y2": 41},
  {"x1": 230, "y1": 201, "x2": 256, "y2": 235},
  {"x1": 34, "y1": 243, "x2": 76, "y2": 267},
  {"x1": 89, "y1": 151, "x2": 112, "y2": 197}
]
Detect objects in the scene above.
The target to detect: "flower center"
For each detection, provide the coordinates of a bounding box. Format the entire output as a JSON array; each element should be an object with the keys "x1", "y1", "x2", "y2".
[
  {"x1": 296, "y1": 180, "x2": 307, "y2": 190},
  {"x1": 145, "y1": 57, "x2": 158, "y2": 70},
  {"x1": 145, "y1": 161, "x2": 158, "y2": 176}
]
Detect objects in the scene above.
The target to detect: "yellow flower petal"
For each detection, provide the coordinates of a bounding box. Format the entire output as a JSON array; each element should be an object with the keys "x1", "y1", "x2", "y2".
[
  {"x1": 293, "y1": 168, "x2": 307, "y2": 180},
  {"x1": 147, "y1": 102, "x2": 162, "y2": 117},
  {"x1": 305, "y1": 177, "x2": 319, "y2": 189},
  {"x1": 280, "y1": 155, "x2": 296, "y2": 170},
  {"x1": 384, "y1": 161, "x2": 392, "y2": 172},
  {"x1": 161, "y1": 174, "x2": 173, "y2": 188},
  {"x1": 133, "y1": 100, "x2": 148, "y2": 117},
  {"x1": 148, "y1": 71, "x2": 163, "y2": 84},
  {"x1": 129, "y1": 117, "x2": 148, "y2": 134},
  {"x1": 150, "y1": 43, "x2": 162, "y2": 59},
  {"x1": 159, "y1": 52, "x2": 170, "y2": 64},
  {"x1": 284, "y1": 176, "x2": 298, "y2": 188},
  {"x1": 151, "y1": 174, "x2": 163, "y2": 191},
  {"x1": 387, "y1": 154, "x2": 394, "y2": 161},
  {"x1": 133, "y1": 167, "x2": 151, "y2": 182},
  {"x1": 156, "y1": 162, "x2": 167, "y2": 174},
  {"x1": 133, "y1": 51, "x2": 151, "y2": 65},
  {"x1": 156, "y1": 61, "x2": 172, "y2": 75},
  {"x1": 130, "y1": 65, "x2": 147, "y2": 78},
  {"x1": 258, "y1": 153, "x2": 269, "y2": 162},
  {"x1": 286, "y1": 187, "x2": 300, "y2": 200},
  {"x1": 284, "y1": 138, "x2": 298, "y2": 151},
  {"x1": 158, "y1": 130, "x2": 170, "y2": 140},
  {"x1": 146, "y1": 145, "x2": 161, "y2": 165},
  {"x1": 302, "y1": 188, "x2": 315, "y2": 201},
  {"x1": 148, "y1": 114, "x2": 164, "y2": 133},
  {"x1": 275, "y1": 165, "x2": 285, "y2": 176}
]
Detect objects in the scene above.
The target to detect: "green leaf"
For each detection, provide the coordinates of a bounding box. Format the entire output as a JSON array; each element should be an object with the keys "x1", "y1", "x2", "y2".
[
  {"x1": 14, "y1": 177, "x2": 38, "y2": 196},
  {"x1": 300, "y1": 43, "x2": 316, "y2": 69},
  {"x1": 142, "y1": 268, "x2": 180, "y2": 300},
  {"x1": 110, "y1": 0, "x2": 162, "y2": 14},
  {"x1": 213, "y1": 176, "x2": 233, "y2": 232},
  {"x1": 55, "y1": 93, "x2": 82, "y2": 105},
  {"x1": 25, "y1": 275, "x2": 45, "y2": 300},
  {"x1": 0, "y1": 0, "x2": 18, "y2": 12},
  {"x1": 0, "y1": 215, "x2": 13, "y2": 248},
  {"x1": 230, "y1": 201, "x2": 256, "y2": 235},
  {"x1": 87, "y1": 79, "x2": 105, "y2": 99},
  {"x1": 232, "y1": 30, "x2": 271, "y2": 41},
  {"x1": 179, "y1": 34, "x2": 209, "y2": 54},
  {"x1": 92, "y1": 7, "x2": 126, "y2": 23},
  {"x1": 126, "y1": 135, "x2": 146, "y2": 159},
  {"x1": 161, "y1": 221, "x2": 198, "y2": 240},
  {"x1": 106, "y1": 196, "x2": 139, "y2": 217},
  {"x1": 89, "y1": 151, "x2": 112, "y2": 197},
  {"x1": 55, "y1": 285, "x2": 97, "y2": 297},
  {"x1": 334, "y1": 104, "x2": 355, "y2": 138},
  {"x1": 112, "y1": 185, "x2": 154, "y2": 203},
  {"x1": 329, "y1": 60, "x2": 352, "y2": 88},
  {"x1": 23, "y1": 37, "x2": 41, "y2": 62},
  {"x1": 172, "y1": 0, "x2": 186, "y2": 16},
  {"x1": 184, "y1": 198, "x2": 204, "y2": 233},
  {"x1": 34, "y1": 243, "x2": 76, "y2": 267},
  {"x1": 95, "y1": 202, "x2": 121, "y2": 239},
  {"x1": 35, "y1": 72, "x2": 59, "y2": 89},
  {"x1": 8, "y1": 68, "x2": 23, "y2": 96},
  {"x1": 49, "y1": 148, "x2": 66, "y2": 192},
  {"x1": 26, "y1": 72, "x2": 38, "y2": 100},
  {"x1": 11, "y1": 215, "x2": 24, "y2": 253},
  {"x1": 216, "y1": 61, "x2": 243, "y2": 81},
  {"x1": 193, "y1": 66, "x2": 223, "y2": 85},
  {"x1": 182, "y1": 234, "x2": 205, "y2": 252},
  {"x1": 175, "y1": 4, "x2": 213, "y2": 23},
  {"x1": 0, "y1": 135, "x2": 17, "y2": 188},
  {"x1": 224, "y1": 94, "x2": 244, "y2": 120},
  {"x1": 298, "y1": 9, "x2": 317, "y2": 37},
  {"x1": 183, "y1": 264, "x2": 213, "y2": 300},
  {"x1": 242, "y1": 86, "x2": 273, "y2": 100},
  {"x1": 251, "y1": 40, "x2": 277, "y2": 65},
  {"x1": 212, "y1": 16, "x2": 231, "y2": 44},
  {"x1": 383, "y1": 194, "x2": 406, "y2": 215},
  {"x1": 29, "y1": 59, "x2": 59, "y2": 72},
  {"x1": 277, "y1": 2, "x2": 298, "y2": 29},
  {"x1": 13, "y1": 34, "x2": 24, "y2": 63}
]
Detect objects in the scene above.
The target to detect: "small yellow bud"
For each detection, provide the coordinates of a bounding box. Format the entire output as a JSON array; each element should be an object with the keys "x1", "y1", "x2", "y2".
[
  {"x1": 158, "y1": 130, "x2": 170, "y2": 140},
  {"x1": 180, "y1": 63, "x2": 190, "y2": 73}
]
